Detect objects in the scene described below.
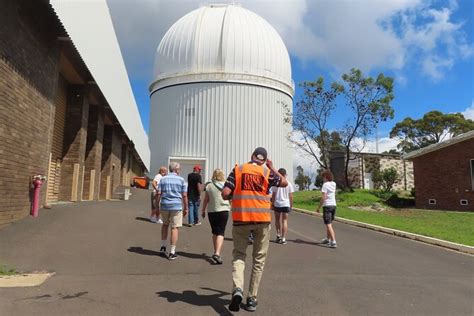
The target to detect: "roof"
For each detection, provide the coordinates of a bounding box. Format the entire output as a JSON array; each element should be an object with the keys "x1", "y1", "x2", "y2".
[
  {"x1": 51, "y1": 0, "x2": 150, "y2": 170},
  {"x1": 150, "y1": 4, "x2": 294, "y2": 97},
  {"x1": 403, "y1": 130, "x2": 474, "y2": 160}
]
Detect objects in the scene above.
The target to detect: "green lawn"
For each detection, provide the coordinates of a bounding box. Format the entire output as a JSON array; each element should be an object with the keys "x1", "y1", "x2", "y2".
[
  {"x1": 293, "y1": 190, "x2": 474, "y2": 246},
  {"x1": 0, "y1": 264, "x2": 17, "y2": 276}
]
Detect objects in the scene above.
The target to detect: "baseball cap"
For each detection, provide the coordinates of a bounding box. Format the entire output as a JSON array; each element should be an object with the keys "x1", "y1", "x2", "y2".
[
  {"x1": 193, "y1": 165, "x2": 202, "y2": 171},
  {"x1": 252, "y1": 147, "x2": 267, "y2": 161}
]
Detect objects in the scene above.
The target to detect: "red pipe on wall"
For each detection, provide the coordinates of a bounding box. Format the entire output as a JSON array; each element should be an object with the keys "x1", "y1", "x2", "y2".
[{"x1": 31, "y1": 178, "x2": 43, "y2": 217}]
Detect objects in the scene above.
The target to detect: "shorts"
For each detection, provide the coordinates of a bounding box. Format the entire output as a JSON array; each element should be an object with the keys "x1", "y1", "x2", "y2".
[
  {"x1": 323, "y1": 206, "x2": 336, "y2": 225},
  {"x1": 161, "y1": 210, "x2": 183, "y2": 228},
  {"x1": 274, "y1": 206, "x2": 291, "y2": 213},
  {"x1": 151, "y1": 191, "x2": 158, "y2": 210},
  {"x1": 208, "y1": 211, "x2": 229, "y2": 236}
]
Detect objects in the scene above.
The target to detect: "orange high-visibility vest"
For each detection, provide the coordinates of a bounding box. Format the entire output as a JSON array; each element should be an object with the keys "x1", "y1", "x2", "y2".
[{"x1": 231, "y1": 163, "x2": 272, "y2": 222}]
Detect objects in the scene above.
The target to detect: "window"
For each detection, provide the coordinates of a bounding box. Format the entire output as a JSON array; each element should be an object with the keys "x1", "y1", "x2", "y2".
[
  {"x1": 428, "y1": 199, "x2": 436, "y2": 205},
  {"x1": 460, "y1": 200, "x2": 468, "y2": 206},
  {"x1": 471, "y1": 160, "x2": 474, "y2": 190}
]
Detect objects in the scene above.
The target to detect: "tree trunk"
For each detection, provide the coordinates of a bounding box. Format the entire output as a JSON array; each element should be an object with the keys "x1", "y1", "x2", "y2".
[{"x1": 343, "y1": 147, "x2": 354, "y2": 192}]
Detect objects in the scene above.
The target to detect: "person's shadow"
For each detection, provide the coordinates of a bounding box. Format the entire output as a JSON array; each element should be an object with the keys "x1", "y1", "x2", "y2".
[
  {"x1": 292, "y1": 238, "x2": 328, "y2": 248},
  {"x1": 156, "y1": 287, "x2": 232, "y2": 315},
  {"x1": 176, "y1": 251, "x2": 216, "y2": 265}
]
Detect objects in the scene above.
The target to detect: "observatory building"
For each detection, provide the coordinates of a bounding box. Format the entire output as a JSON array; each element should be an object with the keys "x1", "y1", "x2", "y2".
[{"x1": 149, "y1": 4, "x2": 294, "y2": 179}]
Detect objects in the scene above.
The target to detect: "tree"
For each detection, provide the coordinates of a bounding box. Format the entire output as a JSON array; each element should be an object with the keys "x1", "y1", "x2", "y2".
[
  {"x1": 373, "y1": 167, "x2": 399, "y2": 193},
  {"x1": 390, "y1": 111, "x2": 474, "y2": 153},
  {"x1": 284, "y1": 77, "x2": 343, "y2": 169},
  {"x1": 294, "y1": 165, "x2": 311, "y2": 191},
  {"x1": 337, "y1": 69, "x2": 395, "y2": 190}
]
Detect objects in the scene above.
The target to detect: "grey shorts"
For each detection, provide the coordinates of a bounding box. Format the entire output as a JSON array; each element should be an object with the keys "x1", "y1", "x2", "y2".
[
  {"x1": 323, "y1": 206, "x2": 336, "y2": 224},
  {"x1": 274, "y1": 206, "x2": 291, "y2": 213}
]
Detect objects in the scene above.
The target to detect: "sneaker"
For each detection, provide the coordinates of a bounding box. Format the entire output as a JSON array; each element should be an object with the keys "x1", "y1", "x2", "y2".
[
  {"x1": 168, "y1": 253, "x2": 178, "y2": 260},
  {"x1": 244, "y1": 297, "x2": 258, "y2": 312},
  {"x1": 248, "y1": 233, "x2": 254, "y2": 245},
  {"x1": 194, "y1": 221, "x2": 202, "y2": 226},
  {"x1": 329, "y1": 241, "x2": 337, "y2": 248},
  {"x1": 150, "y1": 216, "x2": 157, "y2": 223},
  {"x1": 280, "y1": 238, "x2": 287, "y2": 245},
  {"x1": 157, "y1": 218, "x2": 163, "y2": 224},
  {"x1": 229, "y1": 288, "x2": 243, "y2": 312},
  {"x1": 321, "y1": 237, "x2": 330, "y2": 245},
  {"x1": 276, "y1": 235, "x2": 282, "y2": 243},
  {"x1": 159, "y1": 246, "x2": 167, "y2": 256},
  {"x1": 211, "y1": 254, "x2": 223, "y2": 265}
]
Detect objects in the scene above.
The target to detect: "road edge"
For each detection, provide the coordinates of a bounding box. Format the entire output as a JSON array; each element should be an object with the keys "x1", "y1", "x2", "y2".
[{"x1": 293, "y1": 207, "x2": 474, "y2": 255}]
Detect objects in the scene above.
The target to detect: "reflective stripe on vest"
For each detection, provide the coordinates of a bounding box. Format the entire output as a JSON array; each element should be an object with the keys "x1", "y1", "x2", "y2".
[{"x1": 231, "y1": 163, "x2": 271, "y2": 222}]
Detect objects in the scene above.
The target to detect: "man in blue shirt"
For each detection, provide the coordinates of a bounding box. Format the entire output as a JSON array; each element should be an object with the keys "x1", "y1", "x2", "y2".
[{"x1": 156, "y1": 162, "x2": 188, "y2": 260}]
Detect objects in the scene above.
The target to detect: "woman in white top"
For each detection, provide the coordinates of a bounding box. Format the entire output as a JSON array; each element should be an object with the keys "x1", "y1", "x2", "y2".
[
  {"x1": 316, "y1": 170, "x2": 337, "y2": 248},
  {"x1": 150, "y1": 166, "x2": 167, "y2": 223},
  {"x1": 201, "y1": 168, "x2": 230, "y2": 264},
  {"x1": 270, "y1": 168, "x2": 294, "y2": 244}
]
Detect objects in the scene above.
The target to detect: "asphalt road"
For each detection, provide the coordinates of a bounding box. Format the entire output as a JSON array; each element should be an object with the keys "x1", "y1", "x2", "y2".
[{"x1": 0, "y1": 188, "x2": 472, "y2": 315}]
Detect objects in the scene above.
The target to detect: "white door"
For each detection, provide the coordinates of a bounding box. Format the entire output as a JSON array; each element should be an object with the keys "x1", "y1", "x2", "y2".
[
  {"x1": 364, "y1": 173, "x2": 373, "y2": 189},
  {"x1": 168, "y1": 157, "x2": 207, "y2": 183}
]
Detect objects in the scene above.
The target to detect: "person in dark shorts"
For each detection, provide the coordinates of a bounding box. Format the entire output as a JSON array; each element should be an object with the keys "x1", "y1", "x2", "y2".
[
  {"x1": 201, "y1": 168, "x2": 230, "y2": 264},
  {"x1": 316, "y1": 170, "x2": 337, "y2": 248},
  {"x1": 270, "y1": 168, "x2": 294, "y2": 244},
  {"x1": 187, "y1": 165, "x2": 203, "y2": 226}
]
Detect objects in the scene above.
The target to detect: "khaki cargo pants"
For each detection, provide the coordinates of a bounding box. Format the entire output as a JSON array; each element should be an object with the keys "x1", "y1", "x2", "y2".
[{"x1": 232, "y1": 223, "x2": 271, "y2": 298}]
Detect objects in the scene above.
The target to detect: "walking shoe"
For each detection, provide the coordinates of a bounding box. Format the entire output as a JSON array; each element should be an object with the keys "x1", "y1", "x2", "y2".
[
  {"x1": 194, "y1": 221, "x2": 202, "y2": 226},
  {"x1": 168, "y1": 253, "x2": 178, "y2": 260},
  {"x1": 280, "y1": 238, "x2": 287, "y2": 245},
  {"x1": 321, "y1": 237, "x2": 330, "y2": 244},
  {"x1": 159, "y1": 246, "x2": 166, "y2": 254},
  {"x1": 276, "y1": 235, "x2": 282, "y2": 243},
  {"x1": 248, "y1": 233, "x2": 254, "y2": 245},
  {"x1": 157, "y1": 218, "x2": 163, "y2": 224},
  {"x1": 211, "y1": 254, "x2": 223, "y2": 264},
  {"x1": 244, "y1": 297, "x2": 258, "y2": 312},
  {"x1": 229, "y1": 288, "x2": 243, "y2": 312},
  {"x1": 329, "y1": 241, "x2": 337, "y2": 248},
  {"x1": 150, "y1": 216, "x2": 157, "y2": 223}
]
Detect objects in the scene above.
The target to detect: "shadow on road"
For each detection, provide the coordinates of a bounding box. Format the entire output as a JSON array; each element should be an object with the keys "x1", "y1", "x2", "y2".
[
  {"x1": 177, "y1": 251, "x2": 216, "y2": 264},
  {"x1": 135, "y1": 216, "x2": 152, "y2": 223},
  {"x1": 156, "y1": 287, "x2": 232, "y2": 315},
  {"x1": 291, "y1": 239, "x2": 329, "y2": 248},
  {"x1": 127, "y1": 246, "x2": 167, "y2": 258}
]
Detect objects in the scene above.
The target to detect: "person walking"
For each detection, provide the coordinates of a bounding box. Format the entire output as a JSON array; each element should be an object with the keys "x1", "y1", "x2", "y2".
[
  {"x1": 187, "y1": 165, "x2": 203, "y2": 226},
  {"x1": 150, "y1": 166, "x2": 167, "y2": 223},
  {"x1": 156, "y1": 162, "x2": 188, "y2": 260},
  {"x1": 270, "y1": 168, "x2": 294, "y2": 245},
  {"x1": 222, "y1": 147, "x2": 288, "y2": 312},
  {"x1": 201, "y1": 168, "x2": 230, "y2": 265},
  {"x1": 316, "y1": 170, "x2": 337, "y2": 248}
]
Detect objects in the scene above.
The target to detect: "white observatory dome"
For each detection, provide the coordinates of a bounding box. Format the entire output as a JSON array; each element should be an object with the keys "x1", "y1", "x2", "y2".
[
  {"x1": 150, "y1": 4, "x2": 294, "y2": 96},
  {"x1": 149, "y1": 4, "x2": 294, "y2": 181}
]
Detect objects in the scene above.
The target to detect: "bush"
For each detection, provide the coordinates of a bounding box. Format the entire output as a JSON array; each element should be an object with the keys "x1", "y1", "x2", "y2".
[
  {"x1": 373, "y1": 167, "x2": 399, "y2": 193},
  {"x1": 386, "y1": 193, "x2": 415, "y2": 208}
]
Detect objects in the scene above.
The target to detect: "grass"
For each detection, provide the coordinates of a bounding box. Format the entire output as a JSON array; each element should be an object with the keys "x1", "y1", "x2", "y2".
[
  {"x1": 293, "y1": 190, "x2": 474, "y2": 246},
  {"x1": 0, "y1": 264, "x2": 18, "y2": 276}
]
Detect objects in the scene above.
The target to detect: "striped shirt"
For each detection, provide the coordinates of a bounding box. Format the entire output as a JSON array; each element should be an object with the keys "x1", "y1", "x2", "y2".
[{"x1": 157, "y1": 172, "x2": 187, "y2": 211}]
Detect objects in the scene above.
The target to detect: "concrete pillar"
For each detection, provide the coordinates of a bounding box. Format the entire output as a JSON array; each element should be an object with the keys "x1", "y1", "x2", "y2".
[
  {"x1": 100, "y1": 125, "x2": 122, "y2": 200},
  {"x1": 82, "y1": 105, "x2": 104, "y2": 200},
  {"x1": 59, "y1": 85, "x2": 89, "y2": 202},
  {"x1": 121, "y1": 144, "x2": 131, "y2": 186}
]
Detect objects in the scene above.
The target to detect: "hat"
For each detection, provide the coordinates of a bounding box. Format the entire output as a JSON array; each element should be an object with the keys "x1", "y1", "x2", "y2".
[
  {"x1": 252, "y1": 147, "x2": 267, "y2": 161},
  {"x1": 193, "y1": 165, "x2": 202, "y2": 171}
]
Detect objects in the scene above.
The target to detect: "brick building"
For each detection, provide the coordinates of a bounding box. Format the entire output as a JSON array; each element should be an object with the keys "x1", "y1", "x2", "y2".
[
  {"x1": 404, "y1": 131, "x2": 474, "y2": 211},
  {"x1": 330, "y1": 151, "x2": 414, "y2": 191},
  {"x1": 0, "y1": 0, "x2": 149, "y2": 227}
]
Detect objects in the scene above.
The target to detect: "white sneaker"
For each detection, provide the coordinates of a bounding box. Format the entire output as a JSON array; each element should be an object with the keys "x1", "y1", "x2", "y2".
[
  {"x1": 329, "y1": 241, "x2": 337, "y2": 248},
  {"x1": 321, "y1": 237, "x2": 330, "y2": 244},
  {"x1": 157, "y1": 218, "x2": 163, "y2": 224},
  {"x1": 150, "y1": 216, "x2": 157, "y2": 223}
]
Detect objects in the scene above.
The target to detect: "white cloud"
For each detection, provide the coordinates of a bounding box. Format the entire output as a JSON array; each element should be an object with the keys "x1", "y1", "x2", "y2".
[
  {"x1": 108, "y1": 0, "x2": 473, "y2": 84},
  {"x1": 462, "y1": 101, "x2": 474, "y2": 120}
]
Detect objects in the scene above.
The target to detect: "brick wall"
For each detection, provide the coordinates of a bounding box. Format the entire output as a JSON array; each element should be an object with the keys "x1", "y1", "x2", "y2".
[
  {"x1": 413, "y1": 139, "x2": 474, "y2": 211},
  {"x1": 83, "y1": 105, "x2": 104, "y2": 200},
  {"x1": 0, "y1": 0, "x2": 60, "y2": 226}
]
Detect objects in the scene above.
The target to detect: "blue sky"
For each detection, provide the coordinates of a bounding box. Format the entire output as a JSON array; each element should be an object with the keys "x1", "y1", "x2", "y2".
[{"x1": 109, "y1": 0, "x2": 473, "y2": 157}]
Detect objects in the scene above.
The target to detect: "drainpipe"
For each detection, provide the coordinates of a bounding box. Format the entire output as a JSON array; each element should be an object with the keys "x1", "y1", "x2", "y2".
[{"x1": 31, "y1": 175, "x2": 47, "y2": 217}]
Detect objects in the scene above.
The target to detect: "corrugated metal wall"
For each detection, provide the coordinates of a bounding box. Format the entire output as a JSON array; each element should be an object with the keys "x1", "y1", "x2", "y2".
[{"x1": 150, "y1": 82, "x2": 293, "y2": 181}]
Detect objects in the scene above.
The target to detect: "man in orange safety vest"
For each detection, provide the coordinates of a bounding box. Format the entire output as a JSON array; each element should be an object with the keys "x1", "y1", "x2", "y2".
[{"x1": 222, "y1": 147, "x2": 288, "y2": 312}]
